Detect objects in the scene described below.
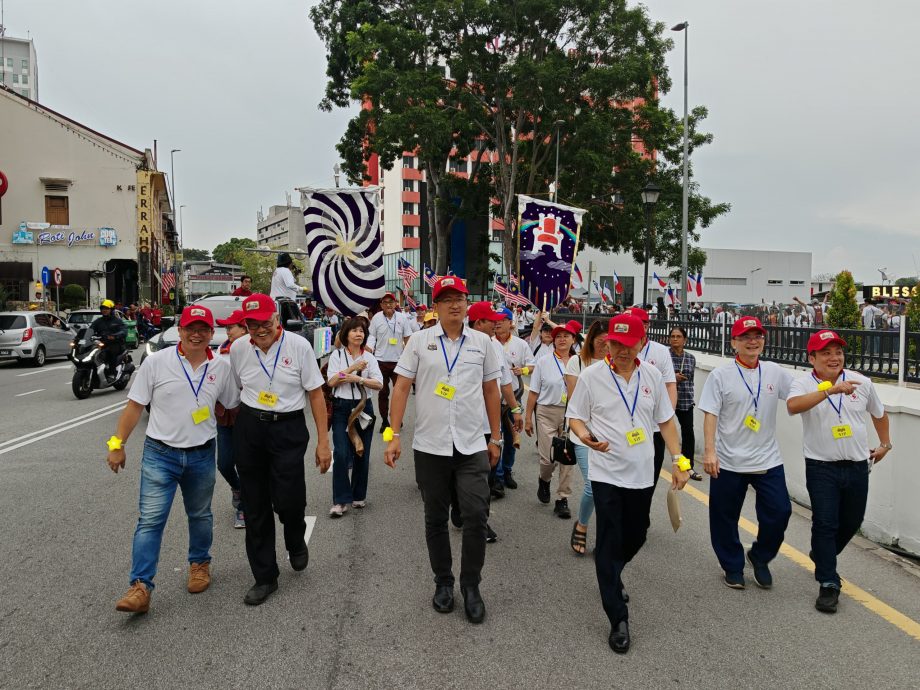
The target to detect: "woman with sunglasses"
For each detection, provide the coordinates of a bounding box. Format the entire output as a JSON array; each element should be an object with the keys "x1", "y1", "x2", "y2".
[{"x1": 669, "y1": 326, "x2": 702, "y2": 481}]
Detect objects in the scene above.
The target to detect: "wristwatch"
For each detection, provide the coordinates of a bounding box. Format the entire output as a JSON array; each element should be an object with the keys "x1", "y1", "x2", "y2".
[
  {"x1": 879, "y1": 442, "x2": 892, "y2": 450},
  {"x1": 489, "y1": 438, "x2": 504, "y2": 448}
]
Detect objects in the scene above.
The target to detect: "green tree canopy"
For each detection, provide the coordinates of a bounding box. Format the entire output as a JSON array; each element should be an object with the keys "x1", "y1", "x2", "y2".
[
  {"x1": 212, "y1": 237, "x2": 257, "y2": 265},
  {"x1": 183, "y1": 248, "x2": 211, "y2": 261},
  {"x1": 826, "y1": 270, "x2": 860, "y2": 329}
]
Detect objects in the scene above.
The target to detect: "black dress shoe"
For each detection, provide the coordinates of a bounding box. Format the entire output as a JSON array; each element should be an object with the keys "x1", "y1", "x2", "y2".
[
  {"x1": 490, "y1": 482, "x2": 505, "y2": 499},
  {"x1": 432, "y1": 585, "x2": 454, "y2": 613},
  {"x1": 244, "y1": 580, "x2": 278, "y2": 606},
  {"x1": 450, "y1": 506, "x2": 464, "y2": 529},
  {"x1": 815, "y1": 585, "x2": 839, "y2": 614},
  {"x1": 503, "y1": 472, "x2": 518, "y2": 489},
  {"x1": 485, "y1": 524, "x2": 498, "y2": 543},
  {"x1": 553, "y1": 498, "x2": 571, "y2": 519},
  {"x1": 461, "y1": 585, "x2": 486, "y2": 624},
  {"x1": 537, "y1": 479, "x2": 551, "y2": 504},
  {"x1": 609, "y1": 620, "x2": 630, "y2": 653},
  {"x1": 289, "y1": 547, "x2": 309, "y2": 571}
]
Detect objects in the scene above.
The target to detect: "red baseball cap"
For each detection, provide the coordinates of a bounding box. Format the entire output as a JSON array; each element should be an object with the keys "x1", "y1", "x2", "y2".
[
  {"x1": 731, "y1": 316, "x2": 766, "y2": 338},
  {"x1": 381, "y1": 292, "x2": 398, "y2": 303},
  {"x1": 179, "y1": 305, "x2": 215, "y2": 328},
  {"x1": 807, "y1": 329, "x2": 847, "y2": 353},
  {"x1": 551, "y1": 319, "x2": 583, "y2": 339},
  {"x1": 216, "y1": 309, "x2": 246, "y2": 327},
  {"x1": 623, "y1": 307, "x2": 650, "y2": 323},
  {"x1": 416, "y1": 304, "x2": 428, "y2": 311},
  {"x1": 432, "y1": 276, "x2": 469, "y2": 301},
  {"x1": 606, "y1": 314, "x2": 645, "y2": 347},
  {"x1": 468, "y1": 301, "x2": 502, "y2": 322},
  {"x1": 241, "y1": 293, "x2": 276, "y2": 322}
]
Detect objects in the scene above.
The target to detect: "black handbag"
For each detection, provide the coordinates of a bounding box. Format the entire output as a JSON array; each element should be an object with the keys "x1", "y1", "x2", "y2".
[{"x1": 551, "y1": 432, "x2": 577, "y2": 465}]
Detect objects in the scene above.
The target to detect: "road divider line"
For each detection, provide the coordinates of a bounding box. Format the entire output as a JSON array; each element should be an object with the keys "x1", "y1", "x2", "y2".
[
  {"x1": 304, "y1": 516, "x2": 316, "y2": 546},
  {"x1": 0, "y1": 405, "x2": 125, "y2": 456},
  {"x1": 15, "y1": 389, "x2": 45, "y2": 397},
  {"x1": 0, "y1": 400, "x2": 125, "y2": 449},
  {"x1": 661, "y1": 469, "x2": 920, "y2": 642},
  {"x1": 16, "y1": 364, "x2": 71, "y2": 377}
]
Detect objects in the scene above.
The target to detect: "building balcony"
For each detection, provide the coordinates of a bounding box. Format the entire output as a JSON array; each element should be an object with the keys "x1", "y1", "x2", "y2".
[
  {"x1": 402, "y1": 167, "x2": 424, "y2": 181},
  {"x1": 402, "y1": 237, "x2": 420, "y2": 250},
  {"x1": 402, "y1": 191, "x2": 420, "y2": 204},
  {"x1": 402, "y1": 214, "x2": 421, "y2": 226}
]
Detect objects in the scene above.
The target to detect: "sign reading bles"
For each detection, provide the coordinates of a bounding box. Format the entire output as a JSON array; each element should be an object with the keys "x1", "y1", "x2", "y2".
[{"x1": 863, "y1": 284, "x2": 919, "y2": 300}]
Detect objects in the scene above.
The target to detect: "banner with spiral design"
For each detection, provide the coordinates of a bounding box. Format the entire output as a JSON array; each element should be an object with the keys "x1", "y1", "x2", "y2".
[{"x1": 300, "y1": 187, "x2": 384, "y2": 315}]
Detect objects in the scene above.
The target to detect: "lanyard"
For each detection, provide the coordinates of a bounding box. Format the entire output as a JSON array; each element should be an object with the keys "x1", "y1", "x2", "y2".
[
  {"x1": 642, "y1": 342, "x2": 651, "y2": 360},
  {"x1": 385, "y1": 315, "x2": 398, "y2": 338},
  {"x1": 551, "y1": 353, "x2": 566, "y2": 379},
  {"x1": 254, "y1": 332, "x2": 284, "y2": 388},
  {"x1": 606, "y1": 357, "x2": 640, "y2": 425},
  {"x1": 735, "y1": 361, "x2": 762, "y2": 413},
  {"x1": 813, "y1": 371, "x2": 845, "y2": 419},
  {"x1": 343, "y1": 349, "x2": 361, "y2": 398},
  {"x1": 439, "y1": 334, "x2": 465, "y2": 379},
  {"x1": 176, "y1": 347, "x2": 208, "y2": 404}
]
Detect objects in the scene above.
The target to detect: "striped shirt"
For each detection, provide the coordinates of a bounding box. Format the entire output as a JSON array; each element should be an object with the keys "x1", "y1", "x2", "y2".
[{"x1": 670, "y1": 348, "x2": 696, "y2": 411}]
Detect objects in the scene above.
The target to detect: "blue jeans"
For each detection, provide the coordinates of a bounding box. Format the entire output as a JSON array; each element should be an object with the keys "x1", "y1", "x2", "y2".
[
  {"x1": 709, "y1": 465, "x2": 791, "y2": 575},
  {"x1": 216, "y1": 426, "x2": 243, "y2": 510},
  {"x1": 574, "y1": 444, "x2": 594, "y2": 526},
  {"x1": 495, "y1": 408, "x2": 516, "y2": 481},
  {"x1": 129, "y1": 437, "x2": 216, "y2": 589},
  {"x1": 805, "y1": 459, "x2": 869, "y2": 588},
  {"x1": 331, "y1": 398, "x2": 374, "y2": 505}
]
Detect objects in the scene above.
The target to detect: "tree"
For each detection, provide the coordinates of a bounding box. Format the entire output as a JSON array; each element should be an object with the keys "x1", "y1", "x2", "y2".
[
  {"x1": 212, "y1": 237, "x2": 257, "y2": 266},
  {"x1": 239, "y1": 252, "x2": 306, "y2": 296},
  {"x1": 61, "y1": 284, "x2": 86, "y2": 309},
  {"x1": 895, "y1": 276, "x2": 918, "y2": 287},
  {"x1": 183, "y1": 248, "x2": 210, "y2": 261},
  {"x1": 826, "y1": 270, "x2": 860, "y2": 329}
]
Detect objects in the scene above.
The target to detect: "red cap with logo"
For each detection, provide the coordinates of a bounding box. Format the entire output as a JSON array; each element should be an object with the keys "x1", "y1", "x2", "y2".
[
  {"x1": 551, "y1": 319, "x2": 583, "y2": 339},
  {"x1": 241, "y1": 293, "x2": 276, "y2": 322},
  {"x1": 731, "y1": 316, "x2": 766, "y2": 338},
  {"x1": 606, "y1": 314, "x2": 645, "y2": 347},
  {"x1": 623, "y1": 307, "x2": 650, "y2": 323},
  {"x1": 468, "y1": 301, "x2": 502, "y2": 322},
  {"x1": 216, "y1": 309, "x2": 246, "y2": 327},
  {"x1": 179, "y1": 305, "x2": 215, "y2": 328},
  {"x1": 807, "y1": 329, "x2": 847, "y2": 353},
  {"x1": 416, "y1": 304, "x2": 428, "y2": 311},
  {"x1": 432, "y1": 276, "x2": 469, "y2": 300},
  {"x1": 381, "y1": 292, "x2": 398, "y2": 303}
]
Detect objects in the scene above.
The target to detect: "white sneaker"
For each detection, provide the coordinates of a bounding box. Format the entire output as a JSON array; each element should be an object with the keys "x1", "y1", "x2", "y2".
[
  {"x1": 329, "y1": 504, "x2": 348, "y2": 518},
  {"x1": 352, "y1": 500, "x2": 367, "y2": 509}
]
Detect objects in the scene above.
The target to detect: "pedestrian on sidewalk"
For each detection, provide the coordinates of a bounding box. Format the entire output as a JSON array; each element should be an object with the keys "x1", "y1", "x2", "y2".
[
  {"x1": 668, "y1": 326, "x2": 702, "y2": 481},
  {"x1": 106, "y1": 305, "x2": 240, "y2": 614},
  {"x1": 524, "y1": 319, "x2": 581, "y2": 519},
  {"x1": 215, "y1": 309, "x2": 248, "y2": 529},
  {"x1": 325, "y1": 317, "x2": 383, "y2": 518},
  {"x1": 366, "y1": 292, "x2": 412, "y2": 432},
  {"x1": 230, "y1": 293, "x2": 332, "y2": 606},
  {"x1": 566, "y1": 314, "x2": 690, "y2": 653},
  {"x1": 383, "y1": 277, "x2": 502, "y2": 624},
  {"x1": 786, "y1": 330, "x2": 892, "y2": 614},
  {"x1": 698, "y1": 316, "x2": 794, "y2": 591}
]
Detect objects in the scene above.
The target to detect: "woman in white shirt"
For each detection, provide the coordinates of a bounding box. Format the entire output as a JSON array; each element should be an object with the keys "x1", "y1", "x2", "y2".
[
  {"x1": 564, "y1": 319, "x2": 608, "y2": 554},
  {"x1": 326, "y1": 317, "x2": 384, "y2": 517},
  {"x1": 525, "y1": 320, "x2": 582, "y2": 519}
]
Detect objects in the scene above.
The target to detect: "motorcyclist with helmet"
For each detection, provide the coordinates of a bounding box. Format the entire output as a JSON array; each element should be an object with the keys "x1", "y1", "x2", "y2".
[{"x1": 91, "y1": 299, "x2": 128, "y2": 380}]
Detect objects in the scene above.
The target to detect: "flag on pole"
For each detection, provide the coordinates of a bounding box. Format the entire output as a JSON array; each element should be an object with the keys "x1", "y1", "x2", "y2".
[
  {"x1": 398, "y1": 285, "x2": 418, "y2": 310},
  {"x1": 594, "y1": 280, "x2": 608, "y2": 304},
  {"x1": 423, "y1": 264, "x2": 438, "y2": 288},
  {"x1": 509, "y1": 271, "x2": 520, "y2": 287},
  {"x1": 653, "y1": 272, "x2": 668, "y2": 293},
  {"x1": 667, "y1": 285, "x2": 677, "y2": 306},
  {"x1": 602, "y1": 280, "x2": 613, "y2": 303},
  {"x1": 570, "y1": 263, "x2": 584, "y2": 290},
  {"x1": 517, "y1": 195, "x2": 586, "y2": 308},
  {"x1": 613, "y1": 271, "x2": 624, "y2": 294},
  {"x1": 687, "y1": 273, "x2": 696, "y2": 294},
  {"x1": 495, "y1": 275, "x2": 530, "y2": 306},
  {"x1": 696, "y1": 272, "x2": 704, "y2": 297}
]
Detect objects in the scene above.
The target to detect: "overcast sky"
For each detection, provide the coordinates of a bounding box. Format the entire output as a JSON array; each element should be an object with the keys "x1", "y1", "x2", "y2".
[{"x1": 5, "y1": 0, "x2": 919, "y2": 282}]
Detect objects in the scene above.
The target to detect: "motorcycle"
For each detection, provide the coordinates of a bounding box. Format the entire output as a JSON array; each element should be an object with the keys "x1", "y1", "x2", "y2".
[{"x1": 69, "y1": 326, "x2": 136, "y2": 399}]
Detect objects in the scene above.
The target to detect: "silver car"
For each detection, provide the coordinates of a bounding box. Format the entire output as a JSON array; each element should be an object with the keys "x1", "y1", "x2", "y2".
[{"x1": 0, "y1": 311, "x2": 77, "y2": 367}]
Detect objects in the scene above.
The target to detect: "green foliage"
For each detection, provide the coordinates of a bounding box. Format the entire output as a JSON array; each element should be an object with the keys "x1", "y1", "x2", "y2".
[
  {"x1": 212, "y1": 237, "x2": 257, "y2": 265},
  {"x1": 826, "y1": 270, "x2": 860, "y2": 329},
  {"x1": 906, "y1": 282, "x2": 920, "y2": 331},
  {"x1": 895, "y1": 276, "x2": 919, "y2": 287},
  {"x1": 183, "y1": 248, "x2": 211, "y2": 261},
  {"x1": 61, "y1": 284, "x2": 86, "y2": 309},
  {"x1": 162, "y1": 304, "x2": 175, "y2": 317},
  {"x1": 240, "y1": 252, "x2": 277, "y2": 295}
]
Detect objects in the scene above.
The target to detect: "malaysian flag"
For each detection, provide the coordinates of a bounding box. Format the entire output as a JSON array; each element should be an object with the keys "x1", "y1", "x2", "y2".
[
  {"x1": 397, "y1": 257, "x2": 419, "y2": 292},
  {"x1": 398, "y1": 286, "x2": 418, "y2": 310},
  {"x1": 423, "y1": 263, "x2": 438, "y2": 288},
  {"x1": 509, "y1": 271, "x2": 520, "y2": 287},
  {"x1": 495, "y1": 275, "x2": 530, "y2": 306},
  {"x1": 162, "y1": 268, "x2": 176, "y2": 290}
]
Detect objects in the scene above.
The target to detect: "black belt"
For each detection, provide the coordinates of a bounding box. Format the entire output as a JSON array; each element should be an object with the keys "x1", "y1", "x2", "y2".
[
  {"x1": 241, "y1": 403, "x2": 304, "y2": 422},
  {"x1": 147, "y1": 437, "x2": 214, "y2": 452}
]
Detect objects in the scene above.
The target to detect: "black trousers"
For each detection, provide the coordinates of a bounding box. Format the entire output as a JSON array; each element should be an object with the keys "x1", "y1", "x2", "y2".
[
  {"x1": 234, "y1": 409, "x2": 310, "y2": 584},
  {"x1": 102, "y1": 342, "x2": 126, "y2": 371},
  {"x1": 592, "y1": 481, "x2": 655, "y2": 626},
  {"x1": 653, "y1": 431, "x2": 666, "y2": 488},
  {"x1": 415, "y1": 447, "x2": 490, "y2": 588},
  {"x1": 674, "y1": 407, "x2": 696, "y2": 467},
  {"x1": 377, "y1": 361, "x2": 398, "y2": 423}
]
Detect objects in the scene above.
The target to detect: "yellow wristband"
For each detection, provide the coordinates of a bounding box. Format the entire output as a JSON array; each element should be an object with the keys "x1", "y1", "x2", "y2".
[
  {"x1": 107, "y1": 435, "x2": 123, "y2": 451},
  {"x1": 674, "y1": 456, "x2": 692, "y2": 472},
  {"x1": 817, "y1": 380, "x2": 832, "y2": 391},
  {"x1": 382, "y1": 427, "x2": 394, "y2": 442}
]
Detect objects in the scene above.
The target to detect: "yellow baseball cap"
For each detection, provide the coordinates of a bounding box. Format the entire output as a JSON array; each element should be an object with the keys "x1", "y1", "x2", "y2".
[{"x1": 101, "y1": 299, "x2": 115, "y2": 308}]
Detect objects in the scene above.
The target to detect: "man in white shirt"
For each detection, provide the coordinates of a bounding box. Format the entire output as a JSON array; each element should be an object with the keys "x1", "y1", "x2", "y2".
[
  {"x1": 492, "y1": 307, "x2": 536, "y2": 490},
  {"x1": 699, "y1": 316, "x2": 794, "y2": 590},
  {"x1": 366, "y1": 292, "x2": 412, "y2": 431},
  {"x1": 384, "y1": 277, "x2": 502, "y2": 624},
  {"x1": 106, "y1": 305, "x2": 240, "y2": 614},
  {"x1": 270, "y1": 252, "x2": 306, "y2": 300},
  {"x1": 787, "y1": 330, "x2": 892, "y2": 614},
  {"x1": 230, "y1": 293, "x2": 332, "y2": 606},
  {"x1": 567, "y1": 314, "x2": 690, "y2": 653}
]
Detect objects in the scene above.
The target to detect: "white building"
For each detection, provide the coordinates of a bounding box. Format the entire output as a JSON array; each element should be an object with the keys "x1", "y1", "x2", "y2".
[
  {"x1": 256, "y1": 203, "x2": 308, "y2": 251},
  {"x1": 573, "y1": 246, "x2": 813, "y2": 307},
  {"x1": 0, "y1": 31, "x2": 38, "y2": 101}
]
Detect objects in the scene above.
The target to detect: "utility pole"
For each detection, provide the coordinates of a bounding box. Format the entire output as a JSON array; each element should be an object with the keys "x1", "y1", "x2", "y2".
[{"x1": 672, "y1": 22, "x2": 690, "y2": 310}]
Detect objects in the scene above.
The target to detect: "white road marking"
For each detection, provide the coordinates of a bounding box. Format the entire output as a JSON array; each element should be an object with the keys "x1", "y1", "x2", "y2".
[
  {"x1": 304, "y1": 516, "x2": 317, "y2": 545},
  {"x1": 0, "y1": 399, "x2": 128, "y2": 453},
  {"x1": 16, "y1": 364, "x2": 71, "y2": 377},
  {"x1": 15, "y1": 389, "x2": 45, "y2": 397}
]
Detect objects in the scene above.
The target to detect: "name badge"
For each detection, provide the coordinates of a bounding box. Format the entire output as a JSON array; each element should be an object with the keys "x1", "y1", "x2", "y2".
[
  {"x1": 434, "y1": 382, "x2": 456, "y2": 400},
  {"x1": 832, "y1": 424, "x2": 853, "y2": 439},
  {"x1": 625, "y1": 427, "x2": 647, "y2": 446},
  {"x1": 388, "y1": 337, "x2": 398, "y2": 345},
  {"x1": 258, "y1": 390, "x2": 279, "y2": 407},
  {"x1": 191, "y1": 406, "x2": 211, "y2": 425},
  {"x1": 560, "y1": 391, "x2": 568, "y2": 405},
  {"x1": 744, "y1": 415, "x2": 761, "y2": 432}
]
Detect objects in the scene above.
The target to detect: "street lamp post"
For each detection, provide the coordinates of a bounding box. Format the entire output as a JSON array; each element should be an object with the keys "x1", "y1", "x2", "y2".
[
  {"x1": 179, "y1": 205, "x2": 187, "y2": 306},
  {"x1": 169, "y1": 149, "x2": 181, "y2": 307},
  {"x1": 640, "y1": 182, "x2": 661, "y2": 308},
  {"x1": 672, "y1": 22, "x2": 689, "y2": 310}
]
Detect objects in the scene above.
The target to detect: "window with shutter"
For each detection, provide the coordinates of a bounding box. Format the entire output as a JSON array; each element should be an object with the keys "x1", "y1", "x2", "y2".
[{"x1": 45, "y1": 196, "x2": 69, "y2": 225}]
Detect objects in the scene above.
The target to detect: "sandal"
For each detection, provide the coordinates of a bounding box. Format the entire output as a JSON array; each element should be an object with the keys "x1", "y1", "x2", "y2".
[{"x1": 570, "y1": 522, "x2": 588, "y2": 556}]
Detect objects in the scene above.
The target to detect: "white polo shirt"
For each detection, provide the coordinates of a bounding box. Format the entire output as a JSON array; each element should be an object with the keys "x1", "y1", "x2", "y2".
[
  {"x1": 326, "y1": 347, "x2": 384, "y2": 400},
  {"x1": 270, "y1": 266, "x2": 300, "y2": 300},
  {"x1": 128, "y1": 345, "x2": 240, "y2": 448},
  {"x1": 394, "y1": 323, "x2": 501, "y2": 456},
  {"x1": 495, "y1": 334, "x2": 536, "y2": 372},
  {"x1": 788, "y1": 370, "x2": 884, "y2": 462},
  {"x1": 698, "y1": 359, "x2": 794, "y2": 472},
  {"x1": 565, "y1": 355, "x2": 603, "y2": 447},
  {"x1": 639, "y1": 339, "x2": 677, "y2": 385},
  {"x1": 566, "y1": 360, "x2": 673, "y2": 488},
  {"x1": 230, "y1": 331, "x2": 324, "y2": 413},
  {"x1": 481, "y1": 339, "x2": 514, "y2": 435},
  {"x1": 530, "y1": 351, "x2": 571, "y2": 407},
  {"x1": 367, "y1": 310, "x2": 412, "y2": 362}
]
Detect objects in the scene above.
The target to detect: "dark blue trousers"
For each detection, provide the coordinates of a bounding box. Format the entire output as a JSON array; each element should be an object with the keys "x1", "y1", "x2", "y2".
[
  {"x1": 709, "y1": 465, "x2": 791, "y2": 575},
  {"x1": 805, "y1": 459, "x2": 869, "y2": 588}
]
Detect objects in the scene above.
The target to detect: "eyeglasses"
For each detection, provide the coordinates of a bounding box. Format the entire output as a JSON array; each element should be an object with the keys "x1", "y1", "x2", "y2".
[
  {"x1": 735, "y1": 333, "x2": 765, "y2": 342},
  {"x1": 436, "y1": 296, "x2": 467, "y2": 305},
  {"x1": 245, "y1": 319, "x2": 275, "y2": 332},
  {"x1": 181, "y1": 327, "x2": 213, "y2": 337}
]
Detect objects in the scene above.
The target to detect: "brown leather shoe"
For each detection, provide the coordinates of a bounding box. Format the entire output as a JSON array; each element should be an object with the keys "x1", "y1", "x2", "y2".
[
  {"x1": 115, "y1": 581, "x2": 150, "y2": 613},
  {"x1": 187, "y1": 562, "x2": 211, "y2": 593}
]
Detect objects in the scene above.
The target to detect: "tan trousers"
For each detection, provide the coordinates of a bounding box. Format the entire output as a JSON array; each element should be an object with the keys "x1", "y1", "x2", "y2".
[{"x1": 536, "y1": 404, "x2": 574, "y2": 499}]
